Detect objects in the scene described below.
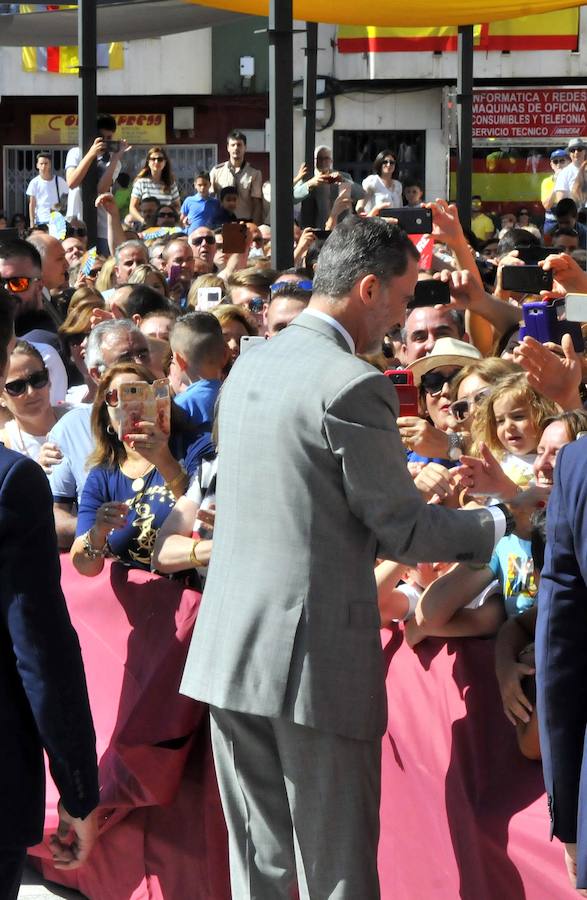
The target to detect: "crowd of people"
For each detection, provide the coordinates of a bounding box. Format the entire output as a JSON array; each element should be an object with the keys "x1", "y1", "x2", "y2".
[{"x1": 2, "y1": 117, "x2": 587, "y2": 899}]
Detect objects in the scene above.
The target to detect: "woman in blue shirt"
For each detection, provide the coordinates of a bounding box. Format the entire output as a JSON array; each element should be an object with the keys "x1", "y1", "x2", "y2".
[{"x1": 71, "y1": 362, "x2": 195, "y2": 575}]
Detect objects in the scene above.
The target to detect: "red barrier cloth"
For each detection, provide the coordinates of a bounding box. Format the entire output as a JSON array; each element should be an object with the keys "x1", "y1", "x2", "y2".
[
  {"x1": 378, "y1": 628, "x2": 576, "y2": 899},
  {"x1": 28, "y1": 557, "x2": 230, "y2": 900}
]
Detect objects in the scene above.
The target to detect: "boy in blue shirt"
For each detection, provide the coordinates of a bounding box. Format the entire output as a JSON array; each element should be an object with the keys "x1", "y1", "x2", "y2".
[
  {"x1": 170, "y1": 311, "x2": 227, "y2": 426},
  {"x1": 180, "y1": 171, "x2": 222, "y2": 234}
]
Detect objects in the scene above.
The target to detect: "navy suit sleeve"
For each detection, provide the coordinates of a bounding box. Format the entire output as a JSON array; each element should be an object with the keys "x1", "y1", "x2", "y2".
[
  {"x1": 0, "y1": 455, "x2": 99, "y2": 818},
  {"x1": 536, "y1": 441, "x2": 587, "y2": 844}
]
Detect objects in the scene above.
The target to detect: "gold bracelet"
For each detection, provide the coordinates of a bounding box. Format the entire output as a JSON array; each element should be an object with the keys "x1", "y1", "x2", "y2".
[
  {"x1": 189, "y1": 539, "x2": 206, "y2": 568},
  {"x1": 82, "y1": 529, "x2": 107, "y2": 560},
  {"x1": 164, "y1": 465, "x2": 188, "y2": 495}
]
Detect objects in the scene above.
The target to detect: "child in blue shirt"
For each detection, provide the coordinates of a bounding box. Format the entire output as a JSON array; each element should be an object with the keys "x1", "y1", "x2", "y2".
[
  {"x1": 180, "y1": 170, "x2": 222, "y2": 234},
  {"x1": 170, "y1": 311, "x2": 227, "y2": 427}
]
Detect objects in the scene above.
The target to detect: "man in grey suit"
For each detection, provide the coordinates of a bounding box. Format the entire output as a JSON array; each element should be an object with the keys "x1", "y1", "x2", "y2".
[{"x1": 181, "y1": 216, "x2": 516, "y2": 899}]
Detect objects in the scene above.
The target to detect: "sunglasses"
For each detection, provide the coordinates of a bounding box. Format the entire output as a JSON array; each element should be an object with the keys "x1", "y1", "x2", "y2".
[
  {"x1": 552, "y1": 159, "x2": 569, "y2": 165},
  {"x1": 191, "y1": 235, "x2": 215, "y2": 246},
  {"x1": 449, "y1": 388, "x2": 491, "y2": 423},
  {"x1": 68, "y1": 227, "x2": 87, "y2": 237},
  {"x1": 4, "y1": 368, "x2": 49, "y2": 397},
  {"x1": 0, "y1": 275, "x2": 42, "y2": 294},
  {"x1": 420, "y1": 369, "x2": 459, "y2": 395},
  {"x1": 252, "y1": 236, "x2": 264, "y2": 245},
  {"x1": 382, "y1": 159, "x2": 396, "y2": 165},
  {"x1": 246, "y1": 298, "x2": 265, "y2": 314},
  {"x1": 149, "y1": 156, "x2": 165, "y2": 162},
  {"x1": 271, "y1": 279, "x2": 313, "y2": 295},
  {"x1": 569, "y1": 148, "x2": 586, "y2": 154},
  {"x1": 158, "y1": 211, "x2": 176, "y2": 218}
]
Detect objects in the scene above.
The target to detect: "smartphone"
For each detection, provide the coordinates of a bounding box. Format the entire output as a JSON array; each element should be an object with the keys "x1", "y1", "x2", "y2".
[
  {"x1": 380, "y1": 207, "x2": 432, "y2": 234},
  {"x1": 167, "y1": 264, "x2": 182, "y2": 287},
  {"x1": 197, "y1": 287, "x2": 222, "y2": 311},
  {"x1": 408, "y1": 279, "x2": 450, "y2": 308},
  {"x1": 240, "y1": 335, "x2": 266, "y2": 355},
  {"x1": 501, "y1": 265, "x2": 553, "y2": 294},
  {"x1": 384, "y1": 369, "x2": 419, "y2": 417},
  {"x1": 519, "y1": 299, "x2": 584, "y2": 352},
  {"x1": 311, "y1": 229, "x2": 331, "y2": 241},
  {"x1": 222, "y1": 222, "x2": 248, "y2": 254},
  {"x1": 117, "y1": 379, "x2": 170, "y2": 440},
  {"x1": 515, "y1": 246, "x2": 555, "y2": 264},
  {"x1": 106, "y1": 140, "x2": 120, "y2": 153},
  {"x1": 564, "y1": 293, "x2": 587, "y2": 323}
]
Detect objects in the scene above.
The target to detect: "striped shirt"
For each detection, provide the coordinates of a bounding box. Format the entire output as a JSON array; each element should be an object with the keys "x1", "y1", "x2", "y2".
[{"x1": 131, "y1": 177, "x2": 180, "y2": 206}]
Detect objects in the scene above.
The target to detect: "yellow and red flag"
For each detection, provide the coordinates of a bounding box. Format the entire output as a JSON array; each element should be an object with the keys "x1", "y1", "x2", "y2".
[
  {"x1": 19, "y1": 5, "x2": 124, "y2": 74},
  {"x1": 337, "y1": 8, "x2": 579, "y2": 52}
]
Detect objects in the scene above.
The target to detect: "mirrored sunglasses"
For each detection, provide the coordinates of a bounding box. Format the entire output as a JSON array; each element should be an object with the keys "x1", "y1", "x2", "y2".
[{"x1": 0, "y1": 275, "x2": 42, "y2": 294}]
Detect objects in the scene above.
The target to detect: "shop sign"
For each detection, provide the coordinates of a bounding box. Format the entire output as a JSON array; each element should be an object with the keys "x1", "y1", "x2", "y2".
[
  {"x1": 473, "y1": 89, "x2": 587, "y2": 139},
  {"x1": 30, "y1": 114, "x2": 166, "y2": 145}
]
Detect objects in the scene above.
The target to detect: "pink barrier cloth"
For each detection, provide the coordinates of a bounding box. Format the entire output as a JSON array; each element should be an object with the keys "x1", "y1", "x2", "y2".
[
  {"x1": 379, "y1": 627, "x2": 576, "y2": 899},
  {"x1": 29, "y1": 557, "x2": 230, "y2": 900}
]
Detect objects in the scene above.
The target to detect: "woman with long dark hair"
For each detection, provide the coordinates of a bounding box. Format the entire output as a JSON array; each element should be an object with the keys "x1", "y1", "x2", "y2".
[
  {"x1": 356, "y1": 148, "x2": 404, "y2": 214},
  {"x1": 128, "y1": 146, "x2": 180, "y2": 225}
]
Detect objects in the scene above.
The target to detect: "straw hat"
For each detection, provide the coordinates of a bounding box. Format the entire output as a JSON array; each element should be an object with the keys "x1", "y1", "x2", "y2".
[{"x1": 408, "y1": 337, "x2": 482, "y2": 386}]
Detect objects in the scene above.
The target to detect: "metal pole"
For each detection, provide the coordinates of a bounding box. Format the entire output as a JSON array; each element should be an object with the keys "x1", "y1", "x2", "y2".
[
  {"x1": 303, "y1": 22, "x2": 318, "y2": 175},
  {"x1": 78, "y1": 0, "x2": 98, "y2": 246},
  {"x1": 268, "y1": 0, "x2": 293, "y2": 270},
  {"x1": 456, "y1": 25, "x2": 474, "y2": 234}
]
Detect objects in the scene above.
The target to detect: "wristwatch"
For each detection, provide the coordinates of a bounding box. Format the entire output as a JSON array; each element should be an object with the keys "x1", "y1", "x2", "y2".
[
  {"x1": 82, "y1": 529, "x2": 108, "y2": 560},
  {"x1": 447, "y1": 432, "x2": 464, "y2": 461},
  {"x1": 493, "y1": 502, "x2": 516, "y2": 536}
]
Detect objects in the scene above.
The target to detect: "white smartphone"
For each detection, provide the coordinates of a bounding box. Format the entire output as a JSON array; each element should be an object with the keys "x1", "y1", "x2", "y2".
[
  {"x1": 240, "y1": 335, "x2": 266, "y2": 354},
  {"x1": 197, "y1": 287, "x2": 222, "y2": 311},
  {"x1": 564, "y1": 293, "x2": 587, "y2": 323}
]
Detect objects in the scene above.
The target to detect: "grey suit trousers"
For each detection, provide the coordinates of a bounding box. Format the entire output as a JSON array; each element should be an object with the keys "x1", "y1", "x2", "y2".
[{"x1": 210, "y1": 707, "x2": 381, "y2": 900}]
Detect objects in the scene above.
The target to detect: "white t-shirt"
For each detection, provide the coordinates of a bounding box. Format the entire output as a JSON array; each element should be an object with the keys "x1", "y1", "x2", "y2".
[
  {"x1": 26, "y1": 175, "x2": 68, "y2": 224},
  {"x1": 65, "y1": 146, "x2": 120, "y2": 238},
  {"x1": 554, "y1": 162, "x2": 580, "y2": 197},
  {"x1": 360, "y1": 174, "x2": 403, "y2": 213}
]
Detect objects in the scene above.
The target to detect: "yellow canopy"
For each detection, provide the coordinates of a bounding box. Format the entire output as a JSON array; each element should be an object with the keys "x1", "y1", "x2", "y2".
[{"x1": 191, "y1": 0, "x2": 584, "y2": 27}]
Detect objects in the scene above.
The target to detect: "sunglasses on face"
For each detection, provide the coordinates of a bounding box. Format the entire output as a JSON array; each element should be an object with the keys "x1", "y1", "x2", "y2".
[
  {"x1": 420, "y1": 369, "x2": 459, "y2": 395},
  {"x1": 191, "y1": 235, "x2": 215, "y2": 246},
  {"x1": 552, "y1": 159, "x2": 569, "y2": 165},
  {"x1": 149, "y1": 156, "x2": 165, "y2": 162},
  {"x1": 158, "y1": 211, "x2": 176, "y2": 218},
  {"x1": 570, "y1": 148, "x2": 586, "y2": 154},
  {"x1": 0, "y1": 275, "x2": 42, "y2": 293},
  {"x1": 4, "y1": 368, "x2": 49, "y2": 397},
  {"x1": 382, "y1": 159, "x2": 396, "y2": 165},
  {"x1": 449, "y1": 388, "x2": 491, "y2": 422},
  {"x1": 252, "y1": 236, "x2": 264, "y2": 245},
  {"x1": 68, "y1": 227, "x2": 87, "y2": 237},
  {"x1": 246, "y1": 298, "x2": 265, "y2": 314}
]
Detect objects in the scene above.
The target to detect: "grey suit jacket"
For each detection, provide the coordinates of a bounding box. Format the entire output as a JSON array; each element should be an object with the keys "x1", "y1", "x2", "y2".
[{"x1": 180, "y1": 312, "x2": 496, "y2": 740}]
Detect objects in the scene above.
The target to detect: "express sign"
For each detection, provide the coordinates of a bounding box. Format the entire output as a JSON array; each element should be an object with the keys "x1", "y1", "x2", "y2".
[{"x1": 472, "y1": 89, "x2": 587, "y2": 139}]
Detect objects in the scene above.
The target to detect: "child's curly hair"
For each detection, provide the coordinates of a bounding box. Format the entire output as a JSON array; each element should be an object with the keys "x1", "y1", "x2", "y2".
[{"x1": 471, "y1": 372, "x2": 558, "y2": 459}]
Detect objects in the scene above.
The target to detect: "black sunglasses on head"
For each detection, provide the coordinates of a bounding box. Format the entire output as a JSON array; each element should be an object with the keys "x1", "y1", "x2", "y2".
[{"x1": 4, "y1": 368, "x2": 49, "y2": 397}]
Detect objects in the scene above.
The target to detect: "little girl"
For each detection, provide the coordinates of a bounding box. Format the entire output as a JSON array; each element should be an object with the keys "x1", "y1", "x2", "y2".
[{"x1": 471, "y1": 373, "x2": 558, "y2": 490}]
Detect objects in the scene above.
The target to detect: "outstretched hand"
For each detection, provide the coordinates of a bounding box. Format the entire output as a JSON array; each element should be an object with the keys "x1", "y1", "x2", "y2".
[{"x1": 513, "y1": 334, "x2": 582, "y2": 410}]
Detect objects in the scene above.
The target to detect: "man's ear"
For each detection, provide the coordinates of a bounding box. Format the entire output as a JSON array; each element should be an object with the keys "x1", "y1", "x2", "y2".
[
  {"x1": 357, "y1": 273, "x2": 378, "y2": 307},
  {"x1": 173, "y1": 349, "x2": 189, "y2": 372}
]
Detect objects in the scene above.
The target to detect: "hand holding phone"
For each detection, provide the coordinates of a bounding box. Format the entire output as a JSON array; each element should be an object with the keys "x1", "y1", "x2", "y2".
[
  {"x1": 380, "y1": 207, "x2": 432, "y2": 234},
  {"x1": 501, "y1": 266, "x2": 553, "y2": 294}
]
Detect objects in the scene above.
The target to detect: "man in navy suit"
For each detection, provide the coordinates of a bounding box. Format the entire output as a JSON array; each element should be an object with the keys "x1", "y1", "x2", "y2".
[
  {"x1": 0, "y1": 286, "x2": 99, "y2": 898},
  {"x1": 536, "y1": 437, "x2": 587, "y2": 897}
]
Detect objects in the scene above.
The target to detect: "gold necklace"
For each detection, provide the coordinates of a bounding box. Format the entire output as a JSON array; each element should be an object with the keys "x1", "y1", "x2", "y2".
[{"x1": 121, "y1": 460, "x2": 155, "y2": 493}]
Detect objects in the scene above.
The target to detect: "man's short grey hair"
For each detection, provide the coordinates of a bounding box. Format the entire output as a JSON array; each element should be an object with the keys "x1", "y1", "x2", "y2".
[
  {"x1": 312, "y1": 216, "x2": 419, "y2": 301},
  {"x1": 114, "y1": 240, "x2": 148, "y2": 266},
  {"x1": 400, "y1": 307, "x2": 465, "y2": 345},
  {"x1": 85, "y1": 318, "x2": 140, "y2": 371}
]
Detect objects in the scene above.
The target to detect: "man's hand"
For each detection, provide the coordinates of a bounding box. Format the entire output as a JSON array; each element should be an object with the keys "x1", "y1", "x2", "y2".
[
  {"x1": 513, "y1": 334, "x2": 583, "y2": 410},
  {"x1": 438, "y1": 268, "x2": 488, "y2": 312},
  {"x1": 38, "y1": 441, "x2": 63, "y2": 475},
  {"x1": 542, "y1": 253, "x2": 587, "y2": 294},
  {"x1": 95, "y1": 192, "x2": 119, "y2": 217},
  {"x1": 307, "y1": 173, "x2": 334, "y2": 190},
  {"x1": 396, "y1": 416, "x2": 448, "y2": 458},
  {"x1": 563, "y1": 843, "x2": 587, "y2": 896},
  {"x1": 495, "y1": 658, "x2": 535, "y2": 725},
  {"x1": 112, "y1": 138, "x2": 132, "y2": 161},
  {"x1": 425, "y1": 199, "x2": 465, "y2": 249},
  {"x1": 49, "y1": 802, "x2": 99, "y2": 870},
  {"x1": 459, "y1": 443, "x2": 521, "y2": 501},
  {"x1": 89, "y1": 136, "x2": 107, "y2": 159}
]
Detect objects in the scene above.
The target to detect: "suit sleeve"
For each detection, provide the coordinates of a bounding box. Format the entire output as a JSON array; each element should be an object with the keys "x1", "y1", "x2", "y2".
[
  {"x1": 323, "y1": 369, "x2": 496, "y2": 567},
  {"x1": 536, "y1": 443, "x2": 587, "y2": 843},
  {"x1": 0, "y1": 457, "x2": 99, "y2": 818}
]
